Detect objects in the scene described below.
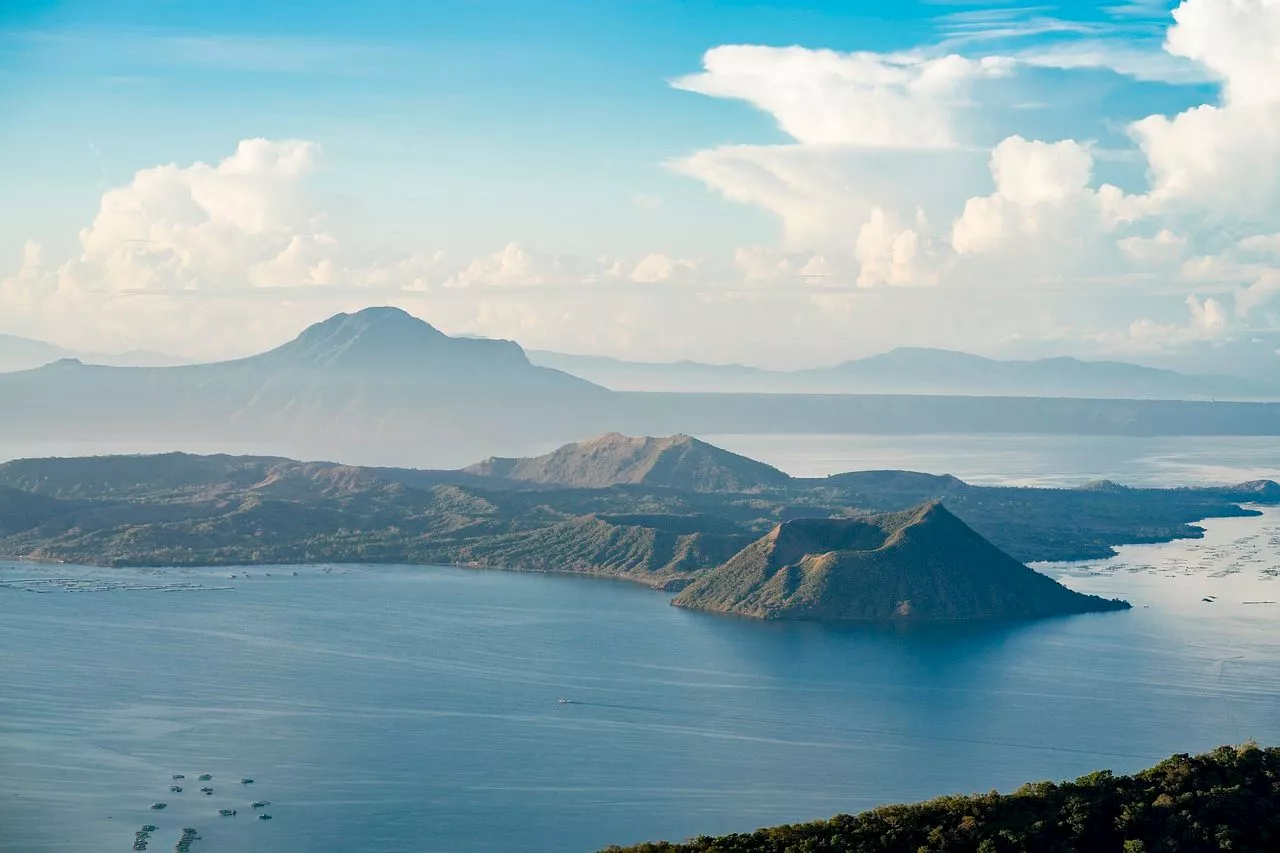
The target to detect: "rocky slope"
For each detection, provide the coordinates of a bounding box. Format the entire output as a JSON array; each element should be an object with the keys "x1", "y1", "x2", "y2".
[
  {"x1": 465, "y1": 433, "x2": 791, "y2": 492},
  {"x1": 673, "y1": 503, "x2": 1129, "y2": 620}
]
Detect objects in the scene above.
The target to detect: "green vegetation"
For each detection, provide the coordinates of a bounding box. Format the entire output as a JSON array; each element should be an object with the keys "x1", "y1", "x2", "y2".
[
  {"x1": 603, "y1": 743, "x2": 1280, "y2": 853},
  {"x1": 673, "y1": 504, "x2": 1127, "y2": 620}
]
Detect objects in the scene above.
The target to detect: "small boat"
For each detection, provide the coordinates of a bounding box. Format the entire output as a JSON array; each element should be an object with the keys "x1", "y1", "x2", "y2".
[
  {"x1": 198, "y1": 774, "x2": 212, "y2": 781},
  {"x1": 171, "y1": 774, "x2": 185, "y2": 780},
  {"x1": 557, "y1": 697, "x2": 572, "y2": 704},
  {"x1": 140, "y1": 825, "x2": 157, "y2": 832},
  {"x1": 258, "y1": 814, "x2": 273, "y2": 820},
  {"x1": 149, "y1": 802, "x2": 166, "y2": 810},
  {"x1": 218, "y1": 808, "x2": 237, "y2": 816},
  {"x1": 169, "y1": 786, "x2": 183, "y2": 793},
  {"x1": 240, "y1": 777, "x2": 254, "y2": 784},
  {"x1": 251, "y1": 800, "x2": 270, "y2": 808}
]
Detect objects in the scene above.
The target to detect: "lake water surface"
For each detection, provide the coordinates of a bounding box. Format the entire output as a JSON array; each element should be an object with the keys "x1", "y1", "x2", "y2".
[
  {"x1": 702, "y1": 433, "x2": 1280, "y2": 486},
  {"x1": 2, "y1": 505, "x2": 1279, "y2": 853}
]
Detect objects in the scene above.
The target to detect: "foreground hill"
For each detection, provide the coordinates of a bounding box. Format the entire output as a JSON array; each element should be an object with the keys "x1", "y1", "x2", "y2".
[
  {"x1": 673, "y1": 504, "x2": 1127, "y2": 620},
  {"x1": 465, "y1": 433, "x2": 791, "y2": 491},
  {"x1": 604, "y1": 743, "x2": 1280, "y2": 853}
]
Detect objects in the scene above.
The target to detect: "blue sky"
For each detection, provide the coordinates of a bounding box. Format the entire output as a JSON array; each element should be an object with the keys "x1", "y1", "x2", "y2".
[
  {"x1": 0, "y1": 0, "x2": 1198, "y2": 259},
  {"x1": 1, "y1": 0, "x2": 1278, "y2": 372}
]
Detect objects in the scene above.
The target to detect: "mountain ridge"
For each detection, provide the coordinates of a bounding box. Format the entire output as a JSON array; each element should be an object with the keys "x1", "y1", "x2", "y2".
[
  {"x1": 529, "y1": 345, "x2": 1280, "y2": 400},
  {"x1": 464, "y1": 432, "x2": 792, "y2": 491},
  {"x1": 0, "y1": 333, "x2": 184, "y2": 373}
]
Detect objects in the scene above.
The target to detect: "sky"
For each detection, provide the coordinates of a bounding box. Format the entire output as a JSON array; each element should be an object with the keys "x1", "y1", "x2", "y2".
[{"x1": 2, "y1": 0, "x2": 1280, "y2": 372}]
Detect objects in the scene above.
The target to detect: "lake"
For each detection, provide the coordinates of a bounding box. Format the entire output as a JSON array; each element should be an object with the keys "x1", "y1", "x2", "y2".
[
  {"x1": 702, "y1": 433, "x2": 1280, "y2": 486},
  {"x1": 2, "y1": 504, "x2": 1279, "y2": 852}
]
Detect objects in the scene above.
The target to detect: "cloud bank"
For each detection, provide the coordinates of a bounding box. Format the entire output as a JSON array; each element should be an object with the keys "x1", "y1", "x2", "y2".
[{"x1": 4, "y1": 0, "x2": 1280, "y2": 371}]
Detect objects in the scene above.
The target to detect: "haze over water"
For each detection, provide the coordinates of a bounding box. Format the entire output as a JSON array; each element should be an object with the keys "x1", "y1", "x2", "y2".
[
  {"x1": 6, "y1": 433, "x2": 1280, "y2": 480},
  {"x1": 2, "y1": 433, "x2": 1279, "y2": 852}
]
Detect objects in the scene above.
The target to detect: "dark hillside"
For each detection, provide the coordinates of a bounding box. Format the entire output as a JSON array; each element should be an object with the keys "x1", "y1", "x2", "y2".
[
  {"x1": 603, "y1": 743, "x2": 1280, "y2": 853},
  {"x1": 673, "y1": 504, "x2": 1128, "y2": 620}
]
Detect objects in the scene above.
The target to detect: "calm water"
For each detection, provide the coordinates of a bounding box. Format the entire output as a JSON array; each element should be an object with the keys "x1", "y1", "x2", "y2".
[
  {"x1": 2, "y1": 506, "x2": 1279, "y2": 853},
  {"x1": 702, "y1": 433, "x2": 1280, "y2": 486}
]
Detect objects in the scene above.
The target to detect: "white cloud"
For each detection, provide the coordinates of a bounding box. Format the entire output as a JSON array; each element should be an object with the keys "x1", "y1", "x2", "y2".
[
  {"x1": 854, "y1": 208, "x2": 936, "y2": 287},
  {"x1": 1014, "y1": 40, "x2": 1210, "y2": 84},
  {"x1": 949, "y1": 136, "x2": 1136, "y2": 262},
  {"x1": 673, "y1": 144, "x2": 989, "y2": 249},
  {"x1": 0, "y1": 140, "x2": 747, "y2": 356},
  {"x1": 1164, "y1": 0, "x2": 1280, "y2": 104},
  {"x1": 1236, "y1": 232, "x2": 1280, "y2": 258},
  {"x1": 732, "y1": 245, "x2": 831, "y2": 283},
  {"x1": 1128, "y1": 293, "x2": 1229, "y2": 346},
  {"x1": 1118, "y1": 229, "x2": 1187, "y2": 263},
  {"x1": 1236, "y1": 269, "x2": 1280, "y2": 317},
  {"x1": 52, "y1": 138, "x2": 349, "y2": 296},
  {"x1": 445, "y1": 243, "x2": 576, "y2": 288},
  {"x1": 628, "y1": 253, "x2": 697, "y2": 284},
  {"x1": 672, "y1": 46, "x2": 1011, "y2": 149},
  {"x1": 1121, "y1": 0, "x2": 1280, "y2": 223}
]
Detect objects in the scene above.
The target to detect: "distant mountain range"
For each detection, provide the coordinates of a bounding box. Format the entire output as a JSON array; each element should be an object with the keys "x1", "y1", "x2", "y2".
[
  {"x1": 4, "y1": 307, "x2": 1280, "y2": 468},
  {"x1": 528, "y1": 346, "x2": 1280, "y2": 400},
  {"x1": 7, "y1": 322, "x2": 1274, "y2": 402},
  {"x1": 0, "y1": 333, "x2": 184, "y2": 372}
]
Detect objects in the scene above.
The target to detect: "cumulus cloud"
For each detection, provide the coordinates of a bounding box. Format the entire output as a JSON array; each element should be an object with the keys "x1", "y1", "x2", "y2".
[
  {"x1": 854, "y1": 208, "x2": 935, "y2": 287},
  {"x1": 628, "y1": 253, "x2": 698, "y2": 284},
  {"x1": 1118, "y1": 229, "x2": 1187, "y2": 263},
  {"x1": 733, "y1": 245, "x2": 830, "y2": 283},
  {"x1": 64, "y1": 138, "x2": 327, "y2": 294},
  {"x1": 443, "y1": 243, "x2": 594, "y2": 288},
  {"x1": 1235, "y1": 269, "x2": 1280, "y2": 317},
  {"x1": 1123, "y1": 0, "x2": 1280, "y2": 222},
  {"x1": 949, "y1": 136, "x2": 1138, "y2": 271},
  {"x1": 673, "y1": 46, "x2": 1011, "y2": 149},
  {"x1": 0, "y1": 140, "x2": 752, "y2": 356},
  {"x1": 1129, "y1": 294, "x2": 1229, "y2": 345},
  {"x1": 666, "y1": 0, "x2": 1280, "y2": 351}
]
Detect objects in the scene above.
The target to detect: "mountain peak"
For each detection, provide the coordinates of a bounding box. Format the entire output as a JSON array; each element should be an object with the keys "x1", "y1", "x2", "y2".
[
  {"x1": 464, "y1": 432, "x2": 791, "y2": 491},
  {"x1": 258, "y1": 307, "x2": 519, "y2": 371},
  {"x1": 674, "y1": 503, "x2": 1130, "y2": 621}
]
